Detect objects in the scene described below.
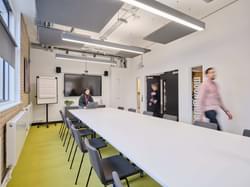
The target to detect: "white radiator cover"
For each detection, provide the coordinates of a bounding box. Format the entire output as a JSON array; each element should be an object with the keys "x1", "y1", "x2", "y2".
[
  {"x1": 1, "y1": 104, "x2": 32, "y2": 187},
  {"x1": 6, "y1": 104, "x2": 32, "y2": 167}
]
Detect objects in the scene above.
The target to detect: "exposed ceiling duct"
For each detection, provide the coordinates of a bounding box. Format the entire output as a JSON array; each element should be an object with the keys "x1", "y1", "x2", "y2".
[{"x1": 55, "y1": 53, "x2": 117, "y2": 65}]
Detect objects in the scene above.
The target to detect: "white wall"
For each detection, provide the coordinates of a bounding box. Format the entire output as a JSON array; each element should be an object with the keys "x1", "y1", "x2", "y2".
[
  {"x1": 30, "y1": 48, "x2": 130, "y2": 122},
  {"x1": 125, "y1": 0, "x2": 250, "y2": 134}
]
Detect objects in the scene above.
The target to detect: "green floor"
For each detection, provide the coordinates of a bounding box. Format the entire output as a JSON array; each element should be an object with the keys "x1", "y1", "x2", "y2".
[{"x1": 8, "y1": 125, "x2": 161, "y2": 187}]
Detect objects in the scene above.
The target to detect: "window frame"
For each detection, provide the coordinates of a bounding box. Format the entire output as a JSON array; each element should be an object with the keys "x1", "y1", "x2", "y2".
[
  {"x1": 0, "y1": 0, "x2": 18, "y2": 108},
  {"x1": 0, "y1": 0, "x2": 10, "y2": 27}
]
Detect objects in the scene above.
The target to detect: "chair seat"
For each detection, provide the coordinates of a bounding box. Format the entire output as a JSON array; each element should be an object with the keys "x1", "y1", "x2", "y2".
[
  {"x1": 73, "y1": 121, "x2": 88, "y2": 129},
  {"x1": 89, "y1": 138, "x2": 107, "y2": 150},
  {"x1": 78, "y1": 129, "x2": 93, "y2": 137},
  {"x1": 101, "y1": 155, "x2": 140, "y2": 184}
]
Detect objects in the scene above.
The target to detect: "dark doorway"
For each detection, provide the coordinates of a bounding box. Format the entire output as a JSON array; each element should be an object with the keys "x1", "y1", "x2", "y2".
[
  {"x1": 146, "y1": 76, "x2": 161, "y2": 116},
  {"x1": 161, "y1": 70, "x2": 179, "y2": 120}
]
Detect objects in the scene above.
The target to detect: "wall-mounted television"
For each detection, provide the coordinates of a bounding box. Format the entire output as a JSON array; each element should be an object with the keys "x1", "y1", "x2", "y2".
[{"x1": 64, "y1": 74, "x2": 102, "y2": 97}]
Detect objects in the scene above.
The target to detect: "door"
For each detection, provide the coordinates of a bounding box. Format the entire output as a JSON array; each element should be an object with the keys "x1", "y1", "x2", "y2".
[{"x1": 161, "y1": 70, "x2": 179, "y2": 120}]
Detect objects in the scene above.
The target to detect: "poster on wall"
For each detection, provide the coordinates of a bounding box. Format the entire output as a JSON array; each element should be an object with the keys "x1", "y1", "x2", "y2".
[{"x1": 192, "y1": 66, "x2": 203, "y2": 122}]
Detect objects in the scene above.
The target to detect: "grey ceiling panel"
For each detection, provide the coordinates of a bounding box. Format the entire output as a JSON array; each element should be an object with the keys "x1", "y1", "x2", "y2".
[
  {"x1": 36, "y1": 0, "x2": 123, "y2": 33},
  {"x1": 38, "y1": 27, "x2": 83, "y2": 48},
  {"x1": 144, "y1": 22, "x2": 196, "y2": 44}
]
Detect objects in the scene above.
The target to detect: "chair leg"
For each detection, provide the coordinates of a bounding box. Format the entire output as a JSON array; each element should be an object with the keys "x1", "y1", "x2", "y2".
[
  {"x1": 70, "y1": 146, "x2": 78, "y2": 169},
  {"x1": 125, "y1": 178, "x2": 130, "y2": 187},
  {"x1": 63, "y1": 129, "x2": 69, "y2": 146},
  {"x1": 140, "y1": 170, "x2": 144, "y2": 177},
  {"x1": 61, "y1": 125, "x2": 66, "y2": 140},
  {"x1": 59, "y1": 125, "x2": 64, "y2": 139},
  {"x1": 68, "y1": 140, "x2": 75, "y2": 162},
  {"x1": 59, "y1": 123, "x2": 63, "y2": 135},
  {"x1": 65, "y1": 134, "x2": 72, "y2": 152},
  {"x1": 75, "y1": 153, "x2": 85, "y2": 185},
  {"x1": 98, "y1": 150, "x2": 102, "y2": 159},
  {"x1": 85, "y1": 167, "x2": 93, "y2": 187}
]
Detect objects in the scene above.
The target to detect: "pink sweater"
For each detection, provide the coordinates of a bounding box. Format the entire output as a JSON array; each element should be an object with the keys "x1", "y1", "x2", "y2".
[{"x1": 199, "y1": 79, "x2": 227, "y2": 115}]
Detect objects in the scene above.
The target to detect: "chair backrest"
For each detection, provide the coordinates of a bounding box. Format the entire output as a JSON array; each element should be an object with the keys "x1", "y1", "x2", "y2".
[
  {"x1": 163, "y1": 114, "x2": 178, "y2": 121},
  {"x1": 84, "y1": 138, "x2": 106, "y2": 184},
  {"x1": 60, "y1": 110, "x2": 68, "y2": 127},
  {"x1": 112, "y1": 171, "x2": 123, "y2": 187},
  {"x1": 193, "y1": 121, "x2": 218, "y2": 130},
  {"x1": 117, "y1": 106, "x2": 125, "y2": 110},
  {"x1": 87, "y1": 102, "x2": 98, "y2": 109},
  {"x1": 128, "y1": 108, "x2": 136, "y2": 112},
  {"x1": 65, "y1": 106, "x2": 80, "y2": 122},
  {"x1": 67, "y1": 118, "x2": 86, "y2": 153},
  {"x1": 243, "y1": 129, "x2": 250, "y2": 137},
  {"x1": 143, "y1": 111, "x2": 153, "y2": 116}
]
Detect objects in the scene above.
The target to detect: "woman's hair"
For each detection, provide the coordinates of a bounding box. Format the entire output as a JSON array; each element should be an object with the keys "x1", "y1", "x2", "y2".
[
  {"x1": 205, "y1": 67, "x2": 214, "y2": 74},
  {"x1": 83, "y1": 88, "x2": 90, "y2": 94}
]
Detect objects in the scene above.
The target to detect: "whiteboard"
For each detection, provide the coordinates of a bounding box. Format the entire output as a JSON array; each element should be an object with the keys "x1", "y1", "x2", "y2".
[{"x1": 36, "y1": 76, "x2": 58, "y2": 104}]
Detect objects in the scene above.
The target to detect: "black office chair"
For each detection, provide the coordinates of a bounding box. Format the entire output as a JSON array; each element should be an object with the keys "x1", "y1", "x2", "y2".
[
  {"x1": 63, "y1": 118, "x2": 94, "y2": 164},
  {"x1": 60, "y1": 111, "x2": 93, "y2": 153},
  {"x1": 142, "y1": 111, "x2": 153, "y2": 116},
  {"x1": 84, "y1": 138, "x2": 141, "y2": 187},
  {"x1": 59, "y1": 110, "x2": 87, "y2": 142},
  {"x1": 112, "y1": 171, "x2": 124, "y2": 187},
  {"x1": 243, "y1": 129, "x2": 250, "y2": 137},
  {"x1": 193, "y1": 121, "x2": 218, "y2": 130},
  {"x1": 163, "y1": 114, "x2": 178, "y2": 121},
  {"x1": 59, "y1": 110, "x2": 68, "y2": 140},
  {"x1": 67, "y1": 119, "x2": 107, "y2": 185},
  {"x1": 128, "y1": 108, "x2": 136, "y2": 112},
  {"x1": 118, "y1": 106, "x2": 125, "y2": 110}
]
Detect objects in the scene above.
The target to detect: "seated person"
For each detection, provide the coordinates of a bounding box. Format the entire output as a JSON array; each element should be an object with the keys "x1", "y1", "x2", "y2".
[{"x1": 79, "y1": 88, "x2": 94, "y2": 107}]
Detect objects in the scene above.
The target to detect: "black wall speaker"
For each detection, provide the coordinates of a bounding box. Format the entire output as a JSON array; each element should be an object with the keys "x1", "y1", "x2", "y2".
[
  {"x1": 56, "y1": 67, "x2": 61, "y2": 73},
  {"x1": 104, "y1": 71, "x2": 109, "y2": 77}
]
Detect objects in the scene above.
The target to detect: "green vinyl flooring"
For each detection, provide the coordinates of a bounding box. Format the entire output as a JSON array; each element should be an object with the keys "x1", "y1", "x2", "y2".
[{"x1": 7, "y1": 125, "x2": 161, "y2": 187}]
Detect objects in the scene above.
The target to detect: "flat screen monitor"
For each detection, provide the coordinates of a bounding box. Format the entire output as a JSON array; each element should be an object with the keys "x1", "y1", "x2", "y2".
[{"x1": 64, "y1": 74, "x2": 102, "y2": 97}]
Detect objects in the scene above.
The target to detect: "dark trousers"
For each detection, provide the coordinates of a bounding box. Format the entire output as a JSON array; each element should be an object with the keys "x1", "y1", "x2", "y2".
[{"x1": 205, "y1": 110, "x2": 221, "y2": 131}]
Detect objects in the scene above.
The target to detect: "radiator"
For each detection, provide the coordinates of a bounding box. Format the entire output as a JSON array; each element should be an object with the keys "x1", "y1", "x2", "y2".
[
  {"x1": 6, "y1": 104, "x2": 32, "y2": 167},
  {"x1": 1, "y1": 104, "x2": 33, "y2": 187}
]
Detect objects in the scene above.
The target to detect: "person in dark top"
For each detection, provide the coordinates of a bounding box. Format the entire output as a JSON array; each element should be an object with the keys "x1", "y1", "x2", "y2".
[
  {"x1": 148, "y1": 83, "x2": 161, "y2": 117},
  {"x1": 79, "y1": 88, "x2": 94, "y2": 107}
]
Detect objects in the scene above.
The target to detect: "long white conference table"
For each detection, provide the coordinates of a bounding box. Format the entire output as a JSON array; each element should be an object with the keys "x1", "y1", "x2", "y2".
[{"x1": 70, "y1": 108, "x2": 250, "y2": 187}]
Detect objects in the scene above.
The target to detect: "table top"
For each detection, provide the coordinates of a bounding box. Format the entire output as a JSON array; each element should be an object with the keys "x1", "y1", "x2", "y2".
[{"x1": 69, "y1": 108, "x2": 250, "y2": 187}]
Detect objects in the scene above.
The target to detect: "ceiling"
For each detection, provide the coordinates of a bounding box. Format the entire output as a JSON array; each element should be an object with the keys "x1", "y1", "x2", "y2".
[{"x1": 11, "y1": 0, "x2": 236, "y2": 58}]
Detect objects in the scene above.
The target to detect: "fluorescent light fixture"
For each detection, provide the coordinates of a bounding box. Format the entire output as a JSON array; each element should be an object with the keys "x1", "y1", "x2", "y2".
[
  {"x1": 119, "y1": 0, "x2": 205, "y2": 31},
  {"x1": 62, "y1": 33, "x2": 150, "y2": 55},
  {"x1": 55, "y1": 53, "x2": 116, "y2": 65}
]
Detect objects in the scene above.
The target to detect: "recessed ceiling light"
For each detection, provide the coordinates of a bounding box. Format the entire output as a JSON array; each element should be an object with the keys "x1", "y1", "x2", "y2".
[
  {"x1": 61, "y1": 32, "x2": 150, "y2": 55},
  {"x1": 119, "y1": 0, "x2": 205, "y2": 31}
]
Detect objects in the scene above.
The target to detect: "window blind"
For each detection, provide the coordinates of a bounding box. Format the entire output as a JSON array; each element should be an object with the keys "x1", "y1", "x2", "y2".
[{"x1": 0, "y1": 15, "x2": 16, "y2": 67}]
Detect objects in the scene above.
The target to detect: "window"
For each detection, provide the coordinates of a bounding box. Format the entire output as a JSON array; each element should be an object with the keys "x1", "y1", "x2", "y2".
[
  {"x1": 0, "y1": 0, "x2": 9, "y2": 27},
  {"x1": 0, "y1": 57, "x2": 15, "y2": 103},
  {"x1": 0, "y1": 0, "x2": 16, "y2": 105}
]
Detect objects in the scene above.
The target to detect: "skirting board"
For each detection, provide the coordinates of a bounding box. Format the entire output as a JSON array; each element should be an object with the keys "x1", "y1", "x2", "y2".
[
  {"x1": 31, "y1": 120, "x2": 63, "y2": 126},
  {"x1": 1, "y1": 168, "x2": 11, "y2": 187}
]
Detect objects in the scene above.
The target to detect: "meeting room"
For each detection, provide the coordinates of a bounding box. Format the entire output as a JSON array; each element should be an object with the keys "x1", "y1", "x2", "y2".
[{"x1": 0, "y1": 0, "x2": 250, "y2": 187}]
